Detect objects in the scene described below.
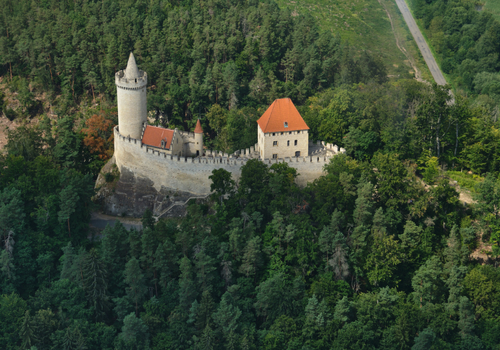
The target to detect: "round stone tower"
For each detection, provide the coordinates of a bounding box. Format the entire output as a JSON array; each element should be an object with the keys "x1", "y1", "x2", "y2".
[
  {"x1": 194, "y1": 119, "x2": 204, "y2": 156},
  {"x1": 115, "y1": 52, "x2": 147, "y2": 140}
]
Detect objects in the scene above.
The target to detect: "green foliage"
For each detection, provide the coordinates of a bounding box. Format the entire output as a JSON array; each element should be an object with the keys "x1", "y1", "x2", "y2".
[
  {"x1": 3, "y1": 1, "x2": 500, "y2": 348},
  {"x1": 0, "y1": 293, "x2": 27, "y2": 350}
]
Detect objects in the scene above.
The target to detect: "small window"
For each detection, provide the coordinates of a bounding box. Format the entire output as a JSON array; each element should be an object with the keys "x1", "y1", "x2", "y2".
[
  {"x1": 273, "y1": 133, "x2": 275, "y2": 136},
  {"x1": 273, "y1": 154, "x2": 278, "y2": 159},
  {"x1": 281, "y1": 132, "x2": 283, "y2": 135},
  {"x1": 273, "y1": 141, "x2": 278, "y2": 146},
  {"x1": 294, "y1": 140, "x2": 298, "y2": 146},
  {"x1": 289, "y1": 132, "x2": 292, "y2": 135},
  {"x1": 287, "y1": 140, "x2": 290, "y2": 146},
  {"x1": 295, "y1": 151, "x2": 300, "y2": 157},
  {"x1": 284, "y1": 122, "x2": 288, "y2": 128}
]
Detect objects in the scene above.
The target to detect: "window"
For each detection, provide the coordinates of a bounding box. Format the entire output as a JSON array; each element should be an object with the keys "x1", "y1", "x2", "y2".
[
  {"x1": 284, "y1": 122, "x2": 288, "y2": 128},
  {"x1": 289, "y1": 132, "x2": 292, "y2": 135},
  {"x1": 273, "y1": 141, "x2": 278, "y2": 146},
  {"x1": 294, "y1": 140, "x2": 298, "y2": 146},
  {"x1": 287, "y1": 140, "x2": 290, "y2": 146},
  {"x1": 281, "y1": 132, "x2": 283, "y2": 135},
  {"x1": 272, "y1": 154, "x2": 278, "y2": 159},
  {"x1": 273, "y1": 133, "x2": 275, "y2": 136},
  {"x1": 295, "y1": 151, "x2": 300, "y2": 157}
]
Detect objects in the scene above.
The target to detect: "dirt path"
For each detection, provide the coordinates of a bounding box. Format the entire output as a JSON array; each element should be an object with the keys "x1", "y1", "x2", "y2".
[
  {"x1": 394, "y1": 0, "x2": 447, "y2": 86},
  {"x1": 377, "y1": 0, "x2": 425, "y2": 82},
  {"x1": 90, "y1": 212, "x2": 143, "y2": 231}
]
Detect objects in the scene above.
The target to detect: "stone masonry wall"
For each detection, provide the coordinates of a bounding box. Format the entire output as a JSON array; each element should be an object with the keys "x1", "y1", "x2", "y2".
[{"x1": 114, "y1": 126, "x2": 339, "y2": 195}]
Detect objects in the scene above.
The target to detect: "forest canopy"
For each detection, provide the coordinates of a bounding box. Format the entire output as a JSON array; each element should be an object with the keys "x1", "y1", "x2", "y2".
[{"x1": 2, "y1": 0, "x2": 500, "y2": 349}]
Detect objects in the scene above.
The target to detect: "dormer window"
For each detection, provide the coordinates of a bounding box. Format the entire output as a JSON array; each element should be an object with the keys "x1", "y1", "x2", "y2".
[{"x1": 284, "y1": 122, "x2": 288, "y2": 128}]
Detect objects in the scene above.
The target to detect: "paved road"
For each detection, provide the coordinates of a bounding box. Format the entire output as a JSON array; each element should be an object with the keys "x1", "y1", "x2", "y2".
[{"x1": 395, "y1": 0, "x2": 447, "y2": 86}]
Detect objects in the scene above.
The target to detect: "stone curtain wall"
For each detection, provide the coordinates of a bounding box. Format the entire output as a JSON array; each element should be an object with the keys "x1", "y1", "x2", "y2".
[{"x1": 114, "y1": 127, "x2": 341, "y2": 195}]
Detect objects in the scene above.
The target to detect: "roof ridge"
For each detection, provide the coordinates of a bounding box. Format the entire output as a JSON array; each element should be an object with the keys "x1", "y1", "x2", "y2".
[{"x1": 265, "y1": 99, "x2": 277, "y2": 132}]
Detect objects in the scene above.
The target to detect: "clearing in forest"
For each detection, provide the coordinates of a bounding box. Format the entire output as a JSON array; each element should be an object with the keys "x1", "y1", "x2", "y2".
[
  {"x1": 276, "y1": 0, "x2": 432, "y2": 80},
  {"x1": 483, "y1": 0, "x2": 500, "y2": 21}
]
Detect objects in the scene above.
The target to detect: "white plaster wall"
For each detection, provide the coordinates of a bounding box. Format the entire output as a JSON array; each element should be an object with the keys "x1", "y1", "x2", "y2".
[
  {"x1": 262, "y1": 129, "x2": 308, "y2": 159},
  {"x1": 194, "y1": 133, "x2": 203, "y2": 156},
  {"x1": 170, "y1": 130, "x2": 183, "y2": 156},
  {"x1": 258, "y1": 126, "x2": 265, "y2": 158},
  {"x1": 116, "y1": 86, "x2": 147, "y2": 140},
  {"x1": 178, "y1": 131, "x2": 202, "y2": 156}
]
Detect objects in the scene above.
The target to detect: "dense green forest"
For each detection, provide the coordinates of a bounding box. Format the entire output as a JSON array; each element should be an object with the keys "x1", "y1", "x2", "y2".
[
  {"x1": 409, "y1": 0, "x2": 500, "y2": 103},
  {"x1": 2, "y1": 0, "x2": 500, "y2": 349},
  {"x1": 0, "y1": 0, "x2": 386, "y2": 125}
]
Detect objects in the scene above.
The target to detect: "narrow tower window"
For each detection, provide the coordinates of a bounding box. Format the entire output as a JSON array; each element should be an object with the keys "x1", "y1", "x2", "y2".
[{"x1": 294, "y1": 140, "x2": 298, "y2": 146}]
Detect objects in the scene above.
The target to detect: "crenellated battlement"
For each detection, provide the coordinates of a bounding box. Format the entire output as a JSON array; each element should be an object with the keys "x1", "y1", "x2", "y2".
[
  {"x1": 114, "y1": 125, "x2": 345, "y2": 196},
  {"x1": 115, "y1": 70, "x2": 148, "y2": 90}
]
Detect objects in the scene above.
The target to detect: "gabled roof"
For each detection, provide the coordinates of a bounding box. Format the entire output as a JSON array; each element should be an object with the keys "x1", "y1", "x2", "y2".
[
  {"x1": 194, "y1": 119, "x2": 203, "y2": 133},
  {"x1": 142, "y1": 125, "x2": 175, "y2": 149},
  {"x1": 257, "y1": 98, "x2": 309, "y2": 133}
]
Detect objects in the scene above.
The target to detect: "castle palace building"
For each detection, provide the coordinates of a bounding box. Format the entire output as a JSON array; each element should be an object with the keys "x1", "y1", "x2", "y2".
[{"x1": 257, "y1": 98, "x2": 309, "y2": 160}]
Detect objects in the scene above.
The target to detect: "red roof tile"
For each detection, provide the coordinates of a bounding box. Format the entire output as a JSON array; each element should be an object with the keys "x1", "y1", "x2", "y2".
[
  {"x1": 142, "y1": 125, "x2": 175, "y2": 149},
  {"x1": 257, "y1": 98, "x2": 309, "y2": 133},
  {"x1": 194, "y1": 119, "x2": 203, "y2": 133}
]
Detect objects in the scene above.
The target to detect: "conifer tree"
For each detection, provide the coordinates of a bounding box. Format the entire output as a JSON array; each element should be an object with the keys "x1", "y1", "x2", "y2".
[
  {"x1": 82, "y1": 248, "x2": 109, "y2": 322},
  {"x1": 178, "y1": 256, "x2": 197, "y2": 313},
  {"x1": 19, "y1": 310, "x2": 37, "y2": 349},
  {"x1": 124, "y1": 257, "x2": 147, "y2": 317}
]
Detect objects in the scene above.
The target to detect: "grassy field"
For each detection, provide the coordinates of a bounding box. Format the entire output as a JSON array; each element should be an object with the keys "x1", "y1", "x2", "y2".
[
  {"x1": 275, "y1": 0, "x2": 432, "y2": 80},
  {"x1": 447, "y1": 171, "x2": 484, "y2": 193},
  {"x1": 484, "y1": 0, "x2": 500, "y2": 21}
]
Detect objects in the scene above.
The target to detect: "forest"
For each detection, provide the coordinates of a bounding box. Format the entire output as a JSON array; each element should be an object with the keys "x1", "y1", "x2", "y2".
[
  {"x1": 2, "y1": 0, "x2": 500, "y2": 349},
  {"x1": 408, "y1": 0, "x2": 500, "y2": 104}
]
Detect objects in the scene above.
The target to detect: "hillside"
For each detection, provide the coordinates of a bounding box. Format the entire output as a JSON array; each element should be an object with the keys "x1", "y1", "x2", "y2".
[
  {"x1": 275, "y1": 0, "x2": 433, "y2": 81},
  {"x1": 484, "y1": 0, "x2": 500, "y2": 21}
]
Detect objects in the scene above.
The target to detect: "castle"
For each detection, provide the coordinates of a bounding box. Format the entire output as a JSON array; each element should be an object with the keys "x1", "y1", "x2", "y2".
[{"x1": 107, "y1": 53, "x2": 345, "y2": 217}]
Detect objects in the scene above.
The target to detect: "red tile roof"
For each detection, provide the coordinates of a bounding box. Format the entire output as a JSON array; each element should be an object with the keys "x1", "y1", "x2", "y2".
[
  {"x1": 142, "y1": 125, "x2": 175, "y2": 149},
  {"x1": 194, "y1": 119, "x2": 203, "y2": 133},
  {"x1": 257, "y1": 98, "x2": 309, "y2": 133}
]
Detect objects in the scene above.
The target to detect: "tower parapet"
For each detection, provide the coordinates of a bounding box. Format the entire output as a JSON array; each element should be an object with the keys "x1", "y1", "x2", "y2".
[
  {"x1": 115, "y1": 53, "x2": 148, "y2": 140},
  {"x1": 115, "y1": 53, "x2": 148, "y2": 89}
]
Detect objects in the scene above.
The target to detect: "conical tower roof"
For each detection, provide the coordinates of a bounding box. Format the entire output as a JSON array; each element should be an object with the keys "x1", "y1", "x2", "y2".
[
  {"x1": 194, "y1": 119, "x2": 203, "y2": 133},
  {"x1": 125, "y1": 52, "x2": 140, "y2": 80}
]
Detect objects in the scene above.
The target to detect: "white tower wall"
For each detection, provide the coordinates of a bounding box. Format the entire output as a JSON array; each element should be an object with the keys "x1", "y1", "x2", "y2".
[
  {"x1": 116, "y1": 86, "x2": 147, "y2": 139},
  {"x1": 115, "y1": 53, "x2": 148, "y2": 140},
  {"x1": 195, "y1": 132, "x2": 203, "y2": 156}
]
